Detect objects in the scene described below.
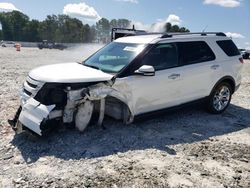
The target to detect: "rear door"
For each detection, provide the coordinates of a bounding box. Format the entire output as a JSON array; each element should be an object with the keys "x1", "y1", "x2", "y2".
[{"x1": 175, "y1": 41, "x2": 219, "y2": 103}]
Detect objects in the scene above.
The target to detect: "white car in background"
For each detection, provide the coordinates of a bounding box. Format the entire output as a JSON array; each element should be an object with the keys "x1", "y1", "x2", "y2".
[
  {"x1": 10, "y1": 32, "x2": 243, "y2": 136},
  {"x1": 1, "y1": 41, "x2": 17, "y2": 47}
]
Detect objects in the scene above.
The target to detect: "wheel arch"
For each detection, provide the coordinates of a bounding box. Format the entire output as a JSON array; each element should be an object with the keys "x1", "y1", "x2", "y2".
[
  {"x1": 210, "y1": 76, "x2": 236, "y2": 95},
  {"x1": 105, "y1": 95, "x2": 134, "y2": 124}
]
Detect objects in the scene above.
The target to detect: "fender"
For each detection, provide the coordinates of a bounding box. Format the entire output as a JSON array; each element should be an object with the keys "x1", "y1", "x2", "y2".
[{"x1": 87, "y1": 83, "x2": 135, "y2": 123}]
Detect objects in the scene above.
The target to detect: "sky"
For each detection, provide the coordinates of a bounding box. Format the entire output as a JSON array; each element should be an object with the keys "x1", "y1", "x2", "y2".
[{"x1": 0, "y1": 0, "x2": 249, "y2": 49}]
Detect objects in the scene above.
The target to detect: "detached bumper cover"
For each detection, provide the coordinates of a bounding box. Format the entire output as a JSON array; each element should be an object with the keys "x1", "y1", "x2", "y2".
[{"x1": 18, "y1": 98, "x2": 55, "y2": 135}]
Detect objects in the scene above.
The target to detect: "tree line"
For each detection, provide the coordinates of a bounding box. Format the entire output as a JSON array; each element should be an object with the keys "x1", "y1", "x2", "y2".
[{"x1": 0, "y1": 11, "x2": 189, "y2": 43}]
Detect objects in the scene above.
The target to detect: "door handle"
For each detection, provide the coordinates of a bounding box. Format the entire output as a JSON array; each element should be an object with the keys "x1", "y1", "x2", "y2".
[
  {"x1": 168, "y1": 74, "x2": 180, "y2": 79},
  {"x1": 211, "y1": 65, "x2": 220, "y2": 70}
]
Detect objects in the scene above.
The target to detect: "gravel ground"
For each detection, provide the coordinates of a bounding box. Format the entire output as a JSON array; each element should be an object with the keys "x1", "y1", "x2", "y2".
[{"x1": 0, "y1": 46, "x2": 250, "y2": 188}]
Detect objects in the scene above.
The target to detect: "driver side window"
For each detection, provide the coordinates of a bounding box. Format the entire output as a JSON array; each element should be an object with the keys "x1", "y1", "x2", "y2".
[{"x1": 141, "y1": 43, "x2": 178, "y2": 71}]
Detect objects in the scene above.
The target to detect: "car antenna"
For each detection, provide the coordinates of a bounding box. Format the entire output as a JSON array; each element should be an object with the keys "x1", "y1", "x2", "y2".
[{"x1": 202, "y1": 25, "x2": 208, "y2": 32}]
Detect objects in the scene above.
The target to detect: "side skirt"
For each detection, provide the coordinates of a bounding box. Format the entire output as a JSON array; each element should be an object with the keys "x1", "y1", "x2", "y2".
[{"x1": 134, "y1": 97, "x2": 208, "y2": 121}]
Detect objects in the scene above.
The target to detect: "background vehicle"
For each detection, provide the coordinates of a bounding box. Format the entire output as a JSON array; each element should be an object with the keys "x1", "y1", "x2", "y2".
[
  {"x1": 1, "y1": 41, "x2": 17, "y2": 48},
  {"x1": 111, "y1": 25, "x2": 147, "y2": 41},
  {"x1": 38, "y1": 40, "x2": 67, "y2": 50},
  {"x1": 241, "y1": 50, "x2": 250, "y2": 59}
]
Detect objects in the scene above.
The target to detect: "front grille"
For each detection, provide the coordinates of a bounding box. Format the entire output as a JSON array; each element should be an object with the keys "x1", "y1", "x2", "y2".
[
  {"x1": 23, "y1": 88, "x2": 32, "y2": 96},
  {"x1": 26, "y1": 81, "x2": 37, "y2": 88},
  {"x1": 22, "y1": 76, "x2": 45, "y2": 98}
]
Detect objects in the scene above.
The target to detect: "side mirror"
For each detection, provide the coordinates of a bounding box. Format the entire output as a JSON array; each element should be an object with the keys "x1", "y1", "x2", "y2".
[{"x1": 135, "y1": 65, "x2": 155, "y2": 76}]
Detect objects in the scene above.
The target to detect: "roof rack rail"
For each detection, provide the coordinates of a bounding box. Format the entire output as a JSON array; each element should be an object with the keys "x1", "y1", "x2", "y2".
[
  {"x1": 161, "y1": 32, "x2": 227, "y2": 38},
  {"x1": 111, "y1": 26, "x2": 227, "y2": 41}
]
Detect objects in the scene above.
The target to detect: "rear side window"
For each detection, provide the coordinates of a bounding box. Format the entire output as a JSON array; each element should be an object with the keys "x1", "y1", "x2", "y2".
[
  {"x1": 216, "y1": 40, "x2": 240, "y2": 56},
  {"x1": 177, "y1": 41, "x2": 215, "y2": 65}
]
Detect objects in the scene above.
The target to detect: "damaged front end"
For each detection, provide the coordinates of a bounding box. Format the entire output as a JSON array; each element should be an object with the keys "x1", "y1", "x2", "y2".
[{"x1": 10, "y1": 77, "x2": 134, "y2": 136}]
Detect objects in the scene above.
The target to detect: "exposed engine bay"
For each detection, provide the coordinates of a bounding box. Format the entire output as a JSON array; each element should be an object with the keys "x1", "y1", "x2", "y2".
[{"x1": 10, "y1": 77, "x2": 134, "y2": 136}]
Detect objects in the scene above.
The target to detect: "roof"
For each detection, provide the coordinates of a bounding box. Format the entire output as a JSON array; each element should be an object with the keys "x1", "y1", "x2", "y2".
[{"x1": 115, "y1": 34, "x2": 161, "y2": 44}]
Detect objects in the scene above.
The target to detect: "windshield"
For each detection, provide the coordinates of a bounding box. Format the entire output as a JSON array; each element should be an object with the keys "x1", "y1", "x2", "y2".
[{"x1": 83, "y1": 42, "x2": 145, "y2": 73}]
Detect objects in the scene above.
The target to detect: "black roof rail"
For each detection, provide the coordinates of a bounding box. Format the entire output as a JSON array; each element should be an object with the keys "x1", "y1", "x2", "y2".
[
  {"x1": 161, "y1": 32, "x2": 227, "y2": 38},
  {"x1": 138, "y1": 32, "x2": 166, "y2": 35},
  {"x1": 111, "y1": 26, "x2": 227, "y2": 41}
]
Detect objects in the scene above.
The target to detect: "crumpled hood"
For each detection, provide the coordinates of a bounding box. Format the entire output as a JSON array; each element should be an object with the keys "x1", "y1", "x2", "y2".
[{"x1": 29, "y1": 62, "x2": 113, "y2": 83}]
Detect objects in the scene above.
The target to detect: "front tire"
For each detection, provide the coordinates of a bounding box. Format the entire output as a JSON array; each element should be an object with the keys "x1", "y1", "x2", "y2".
[{"x1": 207, "y1": 82, "x2": 232, "y2": 114}]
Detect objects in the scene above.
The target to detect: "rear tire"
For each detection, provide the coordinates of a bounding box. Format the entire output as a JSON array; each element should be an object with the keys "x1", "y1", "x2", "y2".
[{"x1": 207, "y1": 82, "x2": 232, "y2": 114}]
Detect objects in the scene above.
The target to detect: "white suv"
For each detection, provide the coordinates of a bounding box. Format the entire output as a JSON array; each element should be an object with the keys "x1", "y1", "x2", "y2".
[{"x1": 10, "y1": 32, "x2": 243, "y2": 135}]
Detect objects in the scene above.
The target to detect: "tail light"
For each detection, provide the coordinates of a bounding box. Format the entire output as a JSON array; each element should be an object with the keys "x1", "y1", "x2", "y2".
[{"x1": 239, "y1": 57, "x2": 244, "y2": 64}]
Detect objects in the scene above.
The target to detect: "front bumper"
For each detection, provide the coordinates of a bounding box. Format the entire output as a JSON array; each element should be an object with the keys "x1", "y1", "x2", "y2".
[
  {"x1": 20, "y1": 88, "x2": 30, "y2": 107},
  {"x1": 14, "y1": 77, "x2": 55, "y2": 135},
  {"x1": 20, "y1": 76, "x2": 45, "y2": 106},
  {"x1": 18, "y1": 98, "x2": 55, "y2": 135}
]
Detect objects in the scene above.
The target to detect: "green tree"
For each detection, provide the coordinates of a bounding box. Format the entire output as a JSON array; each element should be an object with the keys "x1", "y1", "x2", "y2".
[
  {"x1": 165, "y1": 23, "x2": 172, "y2": 32},
  {"x1": 56, "y1": 15, "x2": 86, "y2": 43},
  {"x1": 164, "y1": 22, "x2": 189, "y2": 33},
  {"x1": 0, "y1": 11, "x2": 29, "y2": 41},
  {"x1": 0, "y1": 12, "x2": 133, "y2": 43},
  {"x1": 55, "y1": 15, "x2": 69, "y2": 42},
  {"x1": 89, "y1": 25, "x2": 97, "y2": 42},
  {"x1": 82, "y1": 24, "x2": 92, "y2": 43},
  {"x1": 0, "y1": 12, "x2": 13, "y2": 40},
  {"x1": 110, "y1": 19, "x2": 131, "y2": 28},
  {"x1": 65, "y1": 17, "x2": 84, "y2": 43},
  {"x1": 179, "y1": 27, "x2": 190, "y2": 32},
  {"x1": 10, "y1": 11, "x2": 29, "y2": 41},
  {"x1": 110, "y1": 19, "x2": 118, "y2": 28},
  {"x1": 38, "y1": 15, "x2": 58, "y2": 41},
  {"x1": 23, "y1": 19, "x2": 40, "y2": 42},
  {"x1": 117, "y1": 19, "x2": 130, "y2": 28},
  {"x1": 96, "y1": 18, "x2": 110, "y2": 42}
]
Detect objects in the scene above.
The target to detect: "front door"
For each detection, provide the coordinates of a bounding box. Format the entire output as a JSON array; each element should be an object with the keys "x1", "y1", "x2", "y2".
[{"x1": 114, "y1": 43, "x2": 183, "y2": 115}]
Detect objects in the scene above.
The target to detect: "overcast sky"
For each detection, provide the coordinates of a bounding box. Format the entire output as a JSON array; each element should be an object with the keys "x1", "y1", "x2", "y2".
[{"x1": 0, "y1": 0, "x2": 249, "y2": 49}]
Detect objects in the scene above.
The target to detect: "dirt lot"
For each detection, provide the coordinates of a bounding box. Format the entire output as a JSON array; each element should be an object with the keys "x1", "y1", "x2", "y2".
[{"x1": 0, "y1": 47, "x2": 250, "y2": 188}]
